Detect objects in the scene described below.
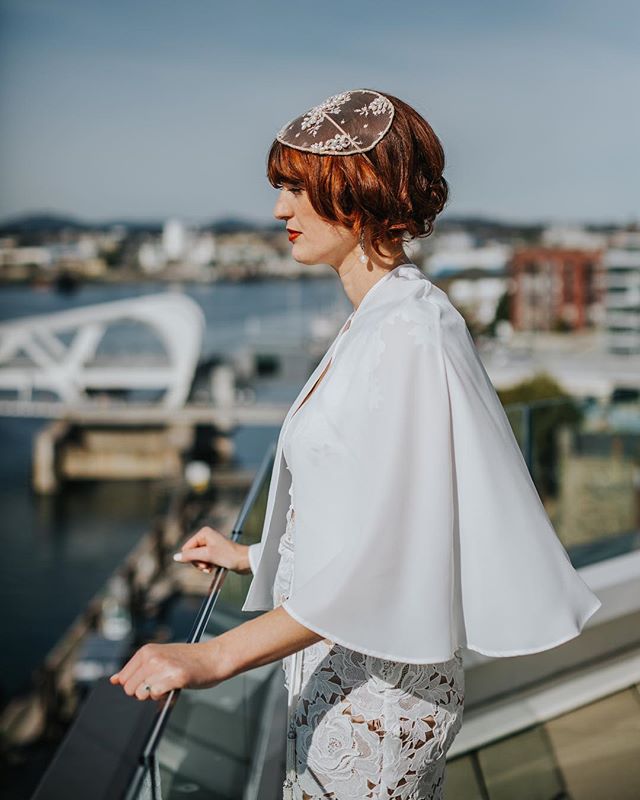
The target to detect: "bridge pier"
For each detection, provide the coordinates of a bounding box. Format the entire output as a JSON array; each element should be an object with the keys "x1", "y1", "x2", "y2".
[
  {"x1": 33, "y1": 420, "x2": 70, "y2": 494},
  {"x1": 32, "y1": 419, "x2": 234, "y2": 494}
]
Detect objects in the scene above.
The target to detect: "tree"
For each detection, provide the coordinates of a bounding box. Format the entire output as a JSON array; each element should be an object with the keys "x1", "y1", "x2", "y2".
[{"x1": 485, "y1": 289, "x2": 511, "y2": 337}]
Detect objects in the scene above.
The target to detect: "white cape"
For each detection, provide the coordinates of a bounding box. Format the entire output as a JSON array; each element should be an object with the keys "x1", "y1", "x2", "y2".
[{"x1": 242, "y1": 264, "x2": 602, "y2": 663}]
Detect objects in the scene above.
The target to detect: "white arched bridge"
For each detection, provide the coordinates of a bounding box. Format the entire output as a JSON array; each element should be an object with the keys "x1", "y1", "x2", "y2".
[
  {"x1": 0, "y1": 292, "x2": 294, "y2": 425},
  {"x1": 0, "y1": 293, "x2": 205, "y2": 412}
]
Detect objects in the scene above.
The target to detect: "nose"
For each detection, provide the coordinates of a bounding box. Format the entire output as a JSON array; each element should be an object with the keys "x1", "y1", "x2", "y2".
[{"x1": 273, "y1": 189, "x2": 291, "y2": 222}]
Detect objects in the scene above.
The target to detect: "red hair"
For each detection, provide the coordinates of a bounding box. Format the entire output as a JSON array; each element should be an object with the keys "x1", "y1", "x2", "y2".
[{"x1": 267, "y1": 90, "x2": 448, "y2": 259}]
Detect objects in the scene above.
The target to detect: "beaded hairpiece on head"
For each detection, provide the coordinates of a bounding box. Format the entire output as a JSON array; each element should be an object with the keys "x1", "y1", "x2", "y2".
[{"x1": 276, "y1": 88, "x2": 395, "y2": 156}]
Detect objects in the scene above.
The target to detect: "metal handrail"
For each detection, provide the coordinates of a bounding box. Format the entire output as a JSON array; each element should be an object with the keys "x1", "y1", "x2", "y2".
[{"x1": 124, "y1": 438, "x2": 277, "y2": 800}]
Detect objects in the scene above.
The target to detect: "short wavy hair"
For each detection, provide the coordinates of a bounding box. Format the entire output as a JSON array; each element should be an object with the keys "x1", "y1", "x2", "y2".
[{"x1": 267, "y1": 90, "x2": 448, "y2": 259}]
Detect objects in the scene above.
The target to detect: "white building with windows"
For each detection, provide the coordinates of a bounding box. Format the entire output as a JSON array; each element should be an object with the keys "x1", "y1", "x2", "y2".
[
  {"x1": 604, "y1": 230, "x2": 640, "y2": 355},
  {"x1": 162, "y1": 218, "x2": 189, "y2": 261}
]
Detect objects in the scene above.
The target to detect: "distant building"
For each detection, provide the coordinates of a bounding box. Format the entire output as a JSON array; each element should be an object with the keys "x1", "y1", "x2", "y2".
[
  {"x1": 444, "y1": 271, "x2": 509, "y2": 327},
  {"x1": 162, "y1": 219, "x2": 188, "y2": 261},
  {"x1": 0, "y1": 242, "x2": 52, "y2": 270},
  {"x1": 215, "y1": 232, "x2": 275, "y2": 266},
  {"x1": 541, "y1": 224, "x2": 608, "y2": 250},
  {"x1": 138, "y1": 240, "x2": 165, "y2": 274},
  {"x1": 190, "y1": 232, "x2": 217, "y2": 267},
  {"x1": 604, "y1": 231, "x2": 640, "y2": 355},
  {"x1": 138, "y1": 221, "x2": 217, "y2": 274},
  {"x1": 425, "y1": 234, "x2": 511, "y2": 279},
  {"x1": 509, "y1": 247, "x2": 604, "y2": 332}
]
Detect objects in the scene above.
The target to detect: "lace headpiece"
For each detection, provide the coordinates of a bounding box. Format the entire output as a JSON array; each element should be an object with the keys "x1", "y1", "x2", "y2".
[{"x1": 275, "y1": 89, "x2": 395, "y2": 156}]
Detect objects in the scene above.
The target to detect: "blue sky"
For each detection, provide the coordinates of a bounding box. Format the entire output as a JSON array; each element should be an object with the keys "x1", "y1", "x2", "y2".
[{"x1": 0, "y1": 0, "x2": 638, "y2": 226}]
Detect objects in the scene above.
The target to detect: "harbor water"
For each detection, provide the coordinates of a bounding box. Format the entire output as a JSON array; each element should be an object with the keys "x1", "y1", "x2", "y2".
[{"x1": 0, "y1": 276, "x2": 348, "y2": 709}]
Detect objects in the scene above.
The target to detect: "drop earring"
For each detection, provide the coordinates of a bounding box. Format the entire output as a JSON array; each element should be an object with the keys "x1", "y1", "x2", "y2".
[{"x1": 359, "y1": 231, "x2": 368, "y2": 264}]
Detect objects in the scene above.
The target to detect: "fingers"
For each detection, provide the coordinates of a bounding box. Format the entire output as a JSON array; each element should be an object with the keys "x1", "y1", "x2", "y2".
[
  {"x1": 127, "y1": 667, "x2": 170, "y2": 701},
  {"x1": 181, "y1": 526, "x2": 220, "y2": 551},
  {"x1": 135, "y1": 674, "x2": 171, "y2": 702},
  {"x1": 123, "y1": 663, "x2": 152, "y2": 699},
  {"x1": 174, "y1": 545, "x2": 211, "y2": 564},
  {"x1": 181, "y1": 528, "x2": 209, "y2": 549},
  {"x1": 175, "y1": 527, "x2": 222, "y2": 569},
  {"x1": 192, "y1": 559, "x2": 214, "y2": 574},
  {"x1": 110, "y1": 646, "x2": 145, "y2": 688},
  {"x1": 172, "y1": 555, "x2": 214, "y2": 574},
  {"x1": 110, "y1": 645, "x2": 179, "y2": 701},
  {"x1": 110, "y1": 644, "x2": 159, "y2": 689}
]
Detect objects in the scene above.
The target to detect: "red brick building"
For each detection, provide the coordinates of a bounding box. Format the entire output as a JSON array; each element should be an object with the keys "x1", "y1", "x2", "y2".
[{"x1": 509, "y1": 247, "x2": 605, "y2": 331}]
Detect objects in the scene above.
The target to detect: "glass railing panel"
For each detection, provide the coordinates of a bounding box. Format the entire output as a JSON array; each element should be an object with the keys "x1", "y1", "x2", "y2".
[
  {"x1": 477, "y1": 726, "x2": 563, "y2": 799},
  {"x1": 203, "y1": 479, "x2": 270, "y2": 628},
  {"x1": 124, "y1": 440, "x2": 284, "y2": 800},
  {"x1": 34, "y1": 394, "x2": 638, "y2": 800},
  {"x1": 446, "y1": 683, "x2": 640, "y2": 798},
  {"x1": 504, "y1": 397, "x2": 640, "y2": 568}
]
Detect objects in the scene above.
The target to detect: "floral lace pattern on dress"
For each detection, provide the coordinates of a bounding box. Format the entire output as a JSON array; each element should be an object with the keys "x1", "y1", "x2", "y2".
[{"x1": 274, "y1": 501, "x2": 465, "y2": 800}]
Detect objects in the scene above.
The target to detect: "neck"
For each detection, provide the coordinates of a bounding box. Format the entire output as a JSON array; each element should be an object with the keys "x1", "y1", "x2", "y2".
[{"x1": 338, "y1": 249, "x2": 410, "y2": 311}]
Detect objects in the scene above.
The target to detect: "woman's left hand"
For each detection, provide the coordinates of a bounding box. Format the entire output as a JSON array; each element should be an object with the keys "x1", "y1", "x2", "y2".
[{"x1": 109, "y1": 640, "x2": 225, "y2": 701}]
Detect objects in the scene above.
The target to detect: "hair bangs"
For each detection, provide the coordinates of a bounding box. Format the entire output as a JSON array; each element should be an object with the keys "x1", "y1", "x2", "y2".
[{"x1": 266, "y1": 140, "x2": 315, "y2": 189}]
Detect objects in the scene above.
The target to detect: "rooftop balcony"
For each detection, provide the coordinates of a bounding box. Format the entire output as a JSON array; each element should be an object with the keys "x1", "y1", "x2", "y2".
[{"x1": 30, "y1": 397, "x2": 640, "y2": 800}]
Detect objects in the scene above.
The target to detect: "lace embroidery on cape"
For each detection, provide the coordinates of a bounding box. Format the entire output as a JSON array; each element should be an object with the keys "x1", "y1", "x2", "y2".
[{"x1": 367, "y1": 296, "x2": 442, "y2": 413}]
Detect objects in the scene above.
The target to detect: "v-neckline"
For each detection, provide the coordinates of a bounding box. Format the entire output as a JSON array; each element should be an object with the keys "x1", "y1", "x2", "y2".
[
  {"x1": 289, "y1": 314, "x2": 353, "y2": 422},
  {"x1": 286, "y1": 264, "x2": 417, "y2": 424}
]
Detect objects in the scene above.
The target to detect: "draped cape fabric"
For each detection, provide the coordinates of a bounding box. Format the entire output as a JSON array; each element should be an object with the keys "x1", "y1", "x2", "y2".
[{"x1": 241, "y1": 264, "x2": 602, "y2": 662}]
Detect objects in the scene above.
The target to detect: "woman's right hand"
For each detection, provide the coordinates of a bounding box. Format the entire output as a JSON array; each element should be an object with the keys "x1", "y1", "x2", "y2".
[{"x1": 173, "y1": 526, "x2": 251, "y2": 575}]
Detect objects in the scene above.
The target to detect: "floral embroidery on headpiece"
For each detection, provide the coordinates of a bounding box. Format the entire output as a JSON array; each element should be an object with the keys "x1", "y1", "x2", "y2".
[{"x1": 276, "y1": 89, "x2": 395, "y2": 155}]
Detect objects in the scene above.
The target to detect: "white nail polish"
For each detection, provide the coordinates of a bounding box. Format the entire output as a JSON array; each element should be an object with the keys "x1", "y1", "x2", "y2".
[{"x1": 173, "y1": 553, "x2": 182, "y2": 561}]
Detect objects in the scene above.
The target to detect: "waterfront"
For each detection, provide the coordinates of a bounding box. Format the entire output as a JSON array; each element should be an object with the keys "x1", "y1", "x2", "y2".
[{"x1": 0, "y1": 275, "x2": 348, "y2": 709}]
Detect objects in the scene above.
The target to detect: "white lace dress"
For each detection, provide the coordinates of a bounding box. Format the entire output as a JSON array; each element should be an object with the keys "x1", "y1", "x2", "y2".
[{"x1": 272, "y1": 466, "x2": 465, "y2": 800}]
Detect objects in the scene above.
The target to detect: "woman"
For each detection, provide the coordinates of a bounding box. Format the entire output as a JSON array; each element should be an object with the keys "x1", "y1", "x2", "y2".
[{"x1": 111, "y1": 89, "x2": 602, "y2": 800}]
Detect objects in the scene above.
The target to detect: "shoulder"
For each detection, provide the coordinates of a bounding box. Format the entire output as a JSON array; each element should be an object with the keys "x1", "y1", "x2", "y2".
[
  {"x1": 338, "y1": 270, "x2": 471, "y2": 378},
  {"x1": 367, "y1": 277, "x2": 468, "y2": 354}
]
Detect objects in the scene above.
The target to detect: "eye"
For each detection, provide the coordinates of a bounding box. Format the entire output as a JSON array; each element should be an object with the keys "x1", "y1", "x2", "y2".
[{"x1": 278, "y1": 183, "x2": 302, "y2": 195}]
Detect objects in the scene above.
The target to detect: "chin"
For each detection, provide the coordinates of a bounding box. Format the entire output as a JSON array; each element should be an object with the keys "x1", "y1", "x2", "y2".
[{"x1": 290, "y1": 248, "x2": 321, "y2": 267}]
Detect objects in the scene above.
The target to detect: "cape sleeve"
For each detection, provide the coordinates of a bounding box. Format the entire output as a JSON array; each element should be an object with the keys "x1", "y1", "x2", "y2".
[
  {"x1": 280, "y1": 292, "x2": 602, "y2": 663},
  {"x1": 247, "y1": 542, "x2": 262, "y2": 575}
]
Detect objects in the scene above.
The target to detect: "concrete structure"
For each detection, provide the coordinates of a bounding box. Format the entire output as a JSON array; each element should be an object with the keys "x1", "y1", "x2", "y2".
[{"x1": 32, "y1": 420, "x2": 195, "y2": 493}]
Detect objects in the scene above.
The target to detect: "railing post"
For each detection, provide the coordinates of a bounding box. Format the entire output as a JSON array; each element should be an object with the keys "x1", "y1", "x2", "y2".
[{"x1": 522, "y1": 403, "x2": 534, "y2": 474}]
